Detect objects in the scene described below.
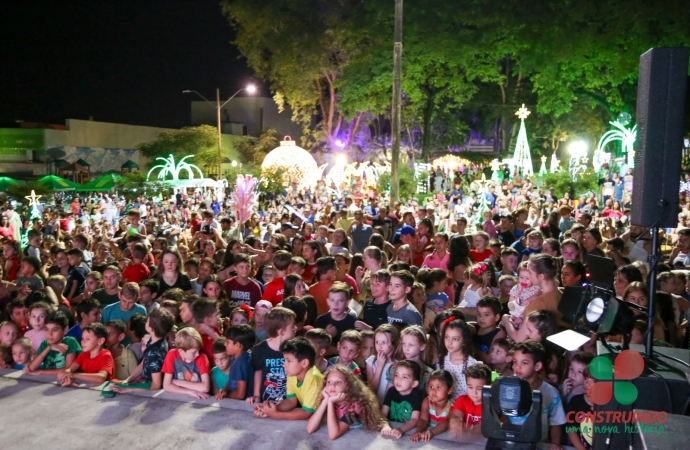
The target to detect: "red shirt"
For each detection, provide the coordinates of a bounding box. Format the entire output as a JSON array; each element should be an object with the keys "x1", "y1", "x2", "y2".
[
  {"x1": 161, "y1": 348, "x2": 210, "y2": 381},
  {"x1": 200, "y1": 327, "x2": 222, "y2": 366},
  {"x1": 262, "y1": 277, "x2": 285, "y2": 306},
  {"x1": 122, "y1": 262, "x2": 151, "y2": 284},
  {"x1": 470, "y1": 249, "x2": 494, "y2": 263},
  {"x1": 304, "y1": 262, "x2": 318, "y2": 283},
  {"x1": 451, "y1": 394, "x2": 482, "y2": 427},
  {"x1": 223, "y1": 277, "x2": 263, "y2": 307},
  {"x1": 308, "y1": 281, "x2": 334, "y2": 316},
  {"x1": 74, "y1": 349, "x2": 114, "y2": 380}
]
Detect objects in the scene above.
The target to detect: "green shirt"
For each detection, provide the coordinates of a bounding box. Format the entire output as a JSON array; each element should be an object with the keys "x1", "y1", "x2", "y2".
[{"x1": 36, "y1": 336, "x2": 82, "y2": 369}]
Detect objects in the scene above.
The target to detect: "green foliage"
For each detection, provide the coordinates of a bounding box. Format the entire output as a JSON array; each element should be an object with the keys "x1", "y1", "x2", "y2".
[
  {"x1": 114, "y1": 172, "x2": 171, "y2": 201},
  {"x1": 234, "y1": 128, "x2": 280, "y2": 166},
  {"x1": 539, "y1": 169, "x2": 599, "y2": 199},
  {"x1": 5, "y1": 182, "x2": 51, "y2": 204},
  {"x1": 377, "y1": 164, "x2": 418, "y2": 203},
  {"x1": 137, "y1": 125, "x2": 221, "y2": 169}
]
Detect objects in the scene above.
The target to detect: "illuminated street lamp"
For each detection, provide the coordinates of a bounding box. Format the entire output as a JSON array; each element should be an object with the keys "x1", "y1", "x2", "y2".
[{"x1": 183, "y1": 84, "x2": 256, "y2": 180}]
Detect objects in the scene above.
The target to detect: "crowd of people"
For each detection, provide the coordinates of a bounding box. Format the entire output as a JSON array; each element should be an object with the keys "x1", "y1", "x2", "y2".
[{"x1": 0, "y1": 167, "x2": 688, "y2": 449}]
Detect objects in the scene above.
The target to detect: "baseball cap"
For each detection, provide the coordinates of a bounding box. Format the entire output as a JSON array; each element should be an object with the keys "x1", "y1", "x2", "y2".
[
  {"x1": 281, "y1": 223, "x2": 298, "y2": 231},
  {"x1": 255, "y1": 300, "x2": 273, "y2": 312},
  {"x1": 399, "y1": 225, "x2": 416, "y2": 236}
]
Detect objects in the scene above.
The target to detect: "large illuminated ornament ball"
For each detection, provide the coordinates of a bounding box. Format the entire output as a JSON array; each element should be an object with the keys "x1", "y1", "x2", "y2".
[{"x1": 261, "y1": 136, "x2": 319, "y2": 190}]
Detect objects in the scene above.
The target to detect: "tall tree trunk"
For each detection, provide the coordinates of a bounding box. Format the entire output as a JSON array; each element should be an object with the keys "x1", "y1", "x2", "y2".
[
  {"x1": 347, "y1": 112, "x2": 363, "y2": 145},
  {"x1": 421, "y1": 92, "x2": 435, "y2": 162}
]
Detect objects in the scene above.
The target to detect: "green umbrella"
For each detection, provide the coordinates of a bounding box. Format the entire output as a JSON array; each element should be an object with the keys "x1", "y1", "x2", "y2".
[
  {"x1": 0, "y1": 176, "x2": 19, "y2": 192},
  {"x1": 35, "y1": 175, "x2": 79, "y2": 191},
  {"x1": 76, "y1": 174, "x2": 124, "y2": 192}
]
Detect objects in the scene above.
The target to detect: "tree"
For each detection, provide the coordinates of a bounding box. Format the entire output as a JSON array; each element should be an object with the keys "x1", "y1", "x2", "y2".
[
  {"x1": 137, "y1": 125, "x2": 221, "y2": 171},
  {"x1": 5, "y1": 182, "x2": 51, "y2": 204},
  {"x1": 234, "y1": 128, "x2": 280, "y2": 166},
  {"x1": 113, "y1": 172, "x2": 170, "y2": 201}
]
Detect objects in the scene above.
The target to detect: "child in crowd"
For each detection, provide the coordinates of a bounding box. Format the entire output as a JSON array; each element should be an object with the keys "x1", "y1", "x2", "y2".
[
  {"x1": 261, "y1": 250, "x2": 291, "y2": 305},
  {"x1": 162, "y1": 327, "x2": 211, "y2": 399},
  {"x1": 314, "y1": 283, "x2": 357, "y2": 350},
  {"x1": 308, "y1": 256, "x2": 338, "y2": 315},
  {"x1": 507, "y1": 262, "x2": 542, "y2": 325},
  {"x1": 386, "y1": 270, "x2": 423, "y2": 326},
  {"x1": 418, "y1": 268, "x2": 450, "y2": 313},
  {"x1": 211, "y1": 338, "x2": 231, "y2": 400},
  {"x1": 126, "y1": 314, "x2": 147, "y2": 362},
  {"x1": 459, "y1": 263, "x2": 493, "y2": 319},
  {"x1": 0, "y1": 321, "x2": 19, "y2": 346},
  {"x1": 498, "y1": 275, "x2": 517, "y2": 311},
  {"x1": 223, "y1": 324, "x2": 255, "y2": 400},
  {"x1": 113, "y1": 309, "x2": 175, "y2": 392},
  {"x1": 510, "y1": 340, "x2": 566, "y2": 447},
  {"x1": 381, "y1": 360, "x2": 424, "y2": 439},
  {"x1": 470, "y1": 231, "x2": 493, "y2": 263},
  {"x1": 521, "y1": 230, "x2": 544, "y2": 261},
  {"x1": 409, "y1": 369, "x2": 454, "y2": 442},
  {"x1": 27, "y1": 311, "x2": 81, "y2": 374},
  {"x1": 24, "y1": 301, "x2": 52, "y2": 352},
  {"x1": 255, "y1": 337, "x2": 323, "y2": 420},
  {"x1": 122, "y1": 243, "x2": 151, "y2": 284},
  {"x1": 106, "y1": 320, "x2": 137, "y2": 380},
  {"x1": 58, "y1": 323, "x2": 114, "y2": 387},
  {"x1": 281, "y1": 296, "x2": 309, "y2": 337},
  {"x1": 11, "y1": 337, "x2": 32, "y2": 369},
  {"x1": 7, "y1": 298, "x2": 29, "y2": 336},
  {"x1": 439, "y1": 318, "x2": 479, "y2": 401},
  {"x1": 66, "y1": 298, "x2": 101, "y2": 342},
  {"x1": 409, "y1": 282, "x2": 436, "y2": 332},
  {"x1": 137, "y1": 279, "x2": 160, "y2": 314},
  {"x1": 329, "y1": 330, "x2": 362, "y2": 376},
  {"x1": 560, "y1": 351, "x2": 594, "y2": 404},
  {"x1": 354, "y1": 330, "x2": 375, "y2": 381},
  {"x1": 230, "y1": 305, "x2": 251, "y2": 326},
  {"x1": 223, "y1": 253, "x2": 262, "y2": 308},
  {"x1": 248, "y1": 307, "x2": 296, "y2": 405},
  {"x1": 0, "y1": 344, "x2": 12, "y2": 368},
  {"x1": 397, "y1": 326, "x2": 432, "y2": 391},
  {"x1": 191, "y1": 297, "x2": 222, "y2": 363},
  {"x1": 449, "y1": 363, "x2": 492, "y2": 436},
  {"x1": 489, "y1": 338, "x2": 514, "y2": 377},
  {"x1": 159, "y1": 300, "x2": 180, "y2": 323},
  {"x1": 472, "y1": 296, "x2": 506, "y2": 364},
  {"x1": 288, "y1": 257, "x2": 306, "y2": 276},
  {"x1": 367, "y1": 324, "x2": 400, "y2": 403},
  {"x1": 252, "y1": 300, "x2": 273, "y2": 342},
  {"x1": 305, "y1": 328, "x2": 333, "y2": 373},
  {"x1": 359, "y1": 269, "x2": 392, "y2": 331},
  {"x1": 566, "y1": 366, "x2": 595, "y2": 450},
  {"x1": 306, "y1": 365, "x2": 383, "y2": 439}
]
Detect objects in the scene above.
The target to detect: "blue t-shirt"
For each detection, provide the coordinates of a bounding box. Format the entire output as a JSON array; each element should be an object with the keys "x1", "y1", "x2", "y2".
[
  {"x1": 211, "y1": 366, "x2": 230, "y2": 392},
  {"x1": 101, "y1": 302, "x2": 147, "y2": 346},
  {"x1": 228, "y1": 351, "x2": 254, "y2": 399},
  {"x1": 426, "y1": 292, "x2": 449, "y2": 314},
  {"x1": 66, "y1": 323, "x2": 83, "y2": 342}
]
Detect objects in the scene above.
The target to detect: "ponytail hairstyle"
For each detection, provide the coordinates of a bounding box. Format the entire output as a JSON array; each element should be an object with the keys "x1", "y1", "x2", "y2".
[
  {"x1": 416, "y1": 268, "x2": 448, "y2": 292},
  {"x1": 398, "y1": 325, "x2": 430, "y2": 365}
]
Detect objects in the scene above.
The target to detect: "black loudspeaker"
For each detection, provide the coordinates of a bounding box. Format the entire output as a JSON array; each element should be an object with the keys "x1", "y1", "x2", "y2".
[{"x1": 631, "y1": 47, "x2": 689, "y2": 228}]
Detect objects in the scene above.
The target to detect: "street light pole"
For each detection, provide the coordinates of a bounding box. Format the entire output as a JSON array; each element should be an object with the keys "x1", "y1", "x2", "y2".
[
  {"x1": 183, "y1": 85, "x2": 257, "y2": 180},
  {"x1": 216, "y1": 88, "x2": 222, "y2": 180}
]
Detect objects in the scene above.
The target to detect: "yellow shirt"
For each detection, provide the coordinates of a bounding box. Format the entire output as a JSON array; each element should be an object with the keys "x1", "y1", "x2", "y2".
[
  {"x1": 336, "y1": 217, "x2": 354, "y2": 231},
  {"x1": 286, "y1": 366, "x2": 323, "y2": 412}
]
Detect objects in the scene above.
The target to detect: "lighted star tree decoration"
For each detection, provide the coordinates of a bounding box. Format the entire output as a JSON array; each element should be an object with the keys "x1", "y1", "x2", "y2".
[
  {"x1": 470, "y1": 173, "x2": 493, "y2": 221},
  {"x1": 538, "y1": 156, "x2": 548, "y2": 176},
  {"x1": 550, "y1": 152, "x2": 560, "y2": 173},
  {"x1": 21, "y1": 190, "x2": 42, "y2": 248},
  {"x1": 490, "y1": 159, "x2": 501, "y2": 182},
  {"x1": 513, "y1": 104, "x2": 534, "y2": 176}
]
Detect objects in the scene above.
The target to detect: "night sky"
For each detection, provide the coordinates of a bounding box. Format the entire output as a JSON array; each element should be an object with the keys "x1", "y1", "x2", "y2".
[{"x1": 0, "y1": 1, "x2": 257, "y2": 129}]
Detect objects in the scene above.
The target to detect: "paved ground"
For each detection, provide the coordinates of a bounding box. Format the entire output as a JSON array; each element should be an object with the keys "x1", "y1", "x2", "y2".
[{"x1": 0, "y1": 372, "x2": 486, "y2": 450}]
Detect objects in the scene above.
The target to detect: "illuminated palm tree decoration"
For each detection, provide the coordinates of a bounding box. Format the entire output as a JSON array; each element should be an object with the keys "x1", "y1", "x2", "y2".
[
  {"x1": 594, "y1": 121, "x2": 637, "y2": 170},
  {"x1": 146, "y1": 154, "x2": 204, "y2": 181}
]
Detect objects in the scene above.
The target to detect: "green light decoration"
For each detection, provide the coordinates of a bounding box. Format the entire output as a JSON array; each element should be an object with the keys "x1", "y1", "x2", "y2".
[
  {"x1": 538, "y1": 156, "x2": 548, "y2": 176},
  {"x1": 512, "y1": 104, "x2": 534, "y2": 177},
  {"x1": 593, "y1": 120, "x2": 637, "y2": 171},
  {"x1": 146, "y1": 154, "x2": 203, "y2": 181},
  {"x1": 21, "y1": 190, "x2": 42, "y2": 248},
  {"x1": 470, "y1": 173, "x2": 492, "y2": 223},
  {"x1": 490, "y1": 159, "x2": 501, "y2": 183}
]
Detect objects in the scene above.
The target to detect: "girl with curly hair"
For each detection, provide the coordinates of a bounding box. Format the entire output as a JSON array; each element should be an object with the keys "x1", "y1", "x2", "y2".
[{"x1": 306, "y1": 365, "x2": 383, "y2": 439}]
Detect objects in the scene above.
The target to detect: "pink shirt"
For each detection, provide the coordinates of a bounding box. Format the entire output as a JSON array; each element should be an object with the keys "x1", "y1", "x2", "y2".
[
  {"x1": 422, "y1": 251, "x2": 450, "y2": 274},
  {"x1": 24, "y1": 328, "x2": 46, "y2": 352}
]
